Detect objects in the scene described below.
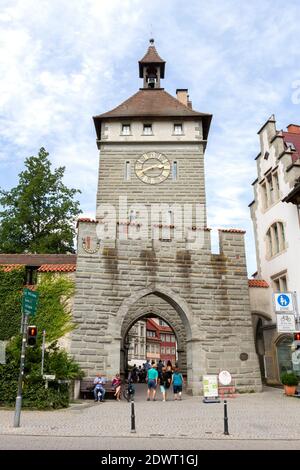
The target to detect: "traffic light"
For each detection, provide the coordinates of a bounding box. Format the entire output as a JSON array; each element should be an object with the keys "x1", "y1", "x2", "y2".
[
  {"x1": 294, "y1": 332, "x2": 300, "y2": 342},
  {"x1": 27, "y1": 325, "x2": 38, "y2": 346}
]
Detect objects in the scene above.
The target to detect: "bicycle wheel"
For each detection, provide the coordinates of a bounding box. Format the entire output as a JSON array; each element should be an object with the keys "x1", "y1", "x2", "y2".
[{"x1": 123, "y1": 388, "x2": 130, "y2": 402}]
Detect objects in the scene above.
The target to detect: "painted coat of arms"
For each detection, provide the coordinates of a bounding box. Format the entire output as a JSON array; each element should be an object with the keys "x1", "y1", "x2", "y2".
[{"x1": 82, "y1": 236, "x2": 100, "y2": 254}]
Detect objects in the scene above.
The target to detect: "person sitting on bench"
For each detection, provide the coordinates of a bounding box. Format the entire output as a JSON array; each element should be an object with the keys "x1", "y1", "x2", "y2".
[{"x1": 93, "y1": 373, "x2": 106, "y2": 402}]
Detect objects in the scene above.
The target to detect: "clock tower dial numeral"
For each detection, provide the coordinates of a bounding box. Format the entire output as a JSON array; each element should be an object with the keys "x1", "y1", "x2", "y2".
[{"x1": 134, "y1": 152, "x2": 171, "y2": 184}]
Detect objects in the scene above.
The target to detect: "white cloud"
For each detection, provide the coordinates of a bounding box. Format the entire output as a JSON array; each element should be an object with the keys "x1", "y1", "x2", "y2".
[{"x1": 0, "y1": 0, "x2": 300, "y2": 276}]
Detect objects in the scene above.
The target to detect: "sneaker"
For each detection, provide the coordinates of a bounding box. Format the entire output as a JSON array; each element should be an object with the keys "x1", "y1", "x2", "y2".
[
  {"x1": 94, "y1": 399, "x2": 97, "y2": 402},
  {"x1": 153, "y1": 398, "x2": 156, "y2": 401},
  {"x1": 147, "y1": 398, "x2": 150, "y2": 401}
]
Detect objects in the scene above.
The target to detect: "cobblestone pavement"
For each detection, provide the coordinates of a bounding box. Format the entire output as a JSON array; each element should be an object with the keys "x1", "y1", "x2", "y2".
[{"x1": 0, "y1": 386, "x2": 299, "y2": 443}]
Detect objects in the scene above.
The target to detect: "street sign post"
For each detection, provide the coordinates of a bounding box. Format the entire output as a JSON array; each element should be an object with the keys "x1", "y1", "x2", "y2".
[
  {"x1": 276, "y1": 314, "x2": 296, "y2": 333},
  {"x1": 14, "y1": 288, "x2": 39, "y2": 428},
  {"x1": 0, "y1": 341, "x2": 6, "y2": 364},
  {"x1": 218, "y1": 370, "x2": 232, "y2": 386},
  {"x1": 273, "y1": 292, "x2": 294, "y2": 313},
  {"x1": 22, "y1": 288, "x2": 39, "y2": 317}
]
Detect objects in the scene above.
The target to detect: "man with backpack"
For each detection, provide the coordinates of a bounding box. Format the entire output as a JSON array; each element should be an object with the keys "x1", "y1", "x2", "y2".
[{"x1": 171, "y1": 367, "x2": 184, "y2": 400}]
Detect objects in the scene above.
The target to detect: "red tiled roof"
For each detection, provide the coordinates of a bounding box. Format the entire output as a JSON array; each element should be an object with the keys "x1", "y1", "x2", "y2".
[
  {"x1": 146, "y1": 318, "x2": 173, "y2": 333},
  {"x1": 218, "y1": 229, "x2": 246, "y2": 234},
  {"x1": 0, "y1": 264, "x2": 24, "y2": 272},
  {"x1": 138, "y1": 41, "x2": 166, "y2": 78},
  {"x1": 139, "y1": 44, "x2": 165, "y2": 65},
  {"x1": 37, "y1": 264, "x2": 76, "y2": 273},
  {"x1": 93, "y1": 89, "x2": 212, "y2": 141},
  {"x1": 248, "y1": 279, "x2": 269, "y2": 288},
  {"x1": 283, "y1": 129, "x2": 300, "y2": 162},
  {"x1": 76, "y1": 218, "x2": 98, "y2": 227},
  {"x1": 95, "y1": 89, "x2": 210, "y2": 120}
]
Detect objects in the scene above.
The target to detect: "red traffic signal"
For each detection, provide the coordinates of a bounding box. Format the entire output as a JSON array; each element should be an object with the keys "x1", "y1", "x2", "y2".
[
  {"x1": 27, "y1": 325, "x2": 38, "y2": 346},
  {"x1": 294, "y1": 332, "x2": 300, "y2": 342}
]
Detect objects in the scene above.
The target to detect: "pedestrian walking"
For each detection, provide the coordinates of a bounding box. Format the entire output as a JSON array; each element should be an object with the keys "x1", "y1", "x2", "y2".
[
  {"x1": 146, "y1": 363, "x2": 158, "y2": 401},
  {"x1": 171, "y1": 367, "x2": 184, "y2": 400},
  {"x1": 160, "y1": 366, "x2": 172, "y2": 401}
]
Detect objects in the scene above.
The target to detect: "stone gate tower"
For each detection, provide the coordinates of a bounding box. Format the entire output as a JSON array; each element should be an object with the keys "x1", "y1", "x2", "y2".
[{"x1": 71, "y1": 40, "x2": 262, "y2": 394}]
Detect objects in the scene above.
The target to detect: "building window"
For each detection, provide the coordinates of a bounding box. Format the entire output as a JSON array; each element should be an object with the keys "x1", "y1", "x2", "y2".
[
  {"x1": 277, "y1": 336, "x2": 293, "y2": 377},
  {"x1": 165, "y1": 335, "x2": 170, "y2": 342},
  {"x1": 174, "y1": 123, "x2": 183, "y2": 135},
  {"x1": 266, "y1": 222, "x2": 285, "y2": 258},
  {"x1": 172, "y1": 161, "x2": 178, "y2": 181},
  {"x1": 166, "y1": 347, "x2": 170, "y2": 354},
  {"x1": 171, "y1": 348, "x2": 175, "y2": 355},
  {"x1": 122, "y1": 124, "x2": 131, "y2": 135},
  {"x1": 147, "y1": 330, "x2": 156, "y2": 338},
  {"x1": 160, "y1": 334, "x2": 165, "y2": 342},
  {"x1": 125, "y1": 161, "x2": 131, "y2": 181},
  {"x1": 161, "y1": 347, "x2": 165, "y2": 354},
  {"x1": 261, "y1": 182, "x2": 268, "y2": 210},
  {"x1": 272, "y1": 273, "x2": 288, "y2": 292},
  {"x1": 261, "y1": 171, "x2": 280, "y2": 209},
  {"x1": 170, "y1": 335, "x2": 175, "y2": 343},
  {"x1": 141, "y1": 326, "x2": 144, "y2": 337},
  {"x1": 267, "y1": 173, "x2": 274, "y2": 205},
  {"x1": 143, "y1": 124, "x2": 152, "y2": 135}
]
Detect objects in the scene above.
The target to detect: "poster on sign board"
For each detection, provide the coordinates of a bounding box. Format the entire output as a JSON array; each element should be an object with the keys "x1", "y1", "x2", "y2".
[{"x1": 203, "y1": 375, "x2": 218, "y2": 397}]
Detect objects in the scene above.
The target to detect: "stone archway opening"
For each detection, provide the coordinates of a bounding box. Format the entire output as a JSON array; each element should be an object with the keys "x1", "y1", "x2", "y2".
[
  {"x1": 112, "y1": 286, "x2": 195, "y2": 392},
  {"x1": 122, "y1": 312, "x2": 180, "y2": 380}
]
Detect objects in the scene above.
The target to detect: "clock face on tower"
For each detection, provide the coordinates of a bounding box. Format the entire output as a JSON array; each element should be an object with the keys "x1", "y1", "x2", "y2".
[{"x1": 135, "y1": 152, "x2": 171, "y2": 184}]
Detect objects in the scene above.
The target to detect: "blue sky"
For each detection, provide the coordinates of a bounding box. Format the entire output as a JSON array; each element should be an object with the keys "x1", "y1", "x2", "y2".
[{"x1": 0, "y1": 0, "x2": 300, "y2": 275}]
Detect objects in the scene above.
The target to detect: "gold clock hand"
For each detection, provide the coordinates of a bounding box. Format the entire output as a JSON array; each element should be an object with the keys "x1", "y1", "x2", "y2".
[{"x1": 142, "y1": 164, "x2": 164, "y2": 173}]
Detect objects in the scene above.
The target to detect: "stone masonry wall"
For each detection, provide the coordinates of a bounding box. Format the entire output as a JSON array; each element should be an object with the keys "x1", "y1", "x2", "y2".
[{"x1": 71, "y1": 222, "x2": 262, "y2": 395}]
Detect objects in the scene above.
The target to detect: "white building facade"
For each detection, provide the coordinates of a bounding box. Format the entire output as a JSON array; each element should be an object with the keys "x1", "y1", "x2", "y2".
[{"x1": 250, "y1": 115, "x2": 300, "y2": 383}]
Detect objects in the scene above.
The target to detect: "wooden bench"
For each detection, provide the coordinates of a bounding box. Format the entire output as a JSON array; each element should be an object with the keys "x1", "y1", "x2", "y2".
[{"x1": 80, "y1": 379, "x2": 117, "y2": 400}]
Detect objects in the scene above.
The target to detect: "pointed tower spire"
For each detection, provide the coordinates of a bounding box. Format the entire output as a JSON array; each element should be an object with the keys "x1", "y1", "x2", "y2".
[{"x1": 139, "y1": 39, "x2": 166, "y2": 89}]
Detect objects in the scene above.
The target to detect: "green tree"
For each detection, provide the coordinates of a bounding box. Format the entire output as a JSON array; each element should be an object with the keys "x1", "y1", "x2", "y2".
[
  {"x1": 0, "y1": 270, "x2": 76, "y2": 342},
  {"x1": 0, "y1": 266, "x2": 25, "y2": 340},
  {"x1": 0, "y1": 147, "x2": 81, "y2": 253}
]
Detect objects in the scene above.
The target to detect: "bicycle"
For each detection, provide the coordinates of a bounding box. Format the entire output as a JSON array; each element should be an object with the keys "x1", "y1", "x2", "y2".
[{"x1": 123, "y1": 382, "x2": 135, "y2": 402}]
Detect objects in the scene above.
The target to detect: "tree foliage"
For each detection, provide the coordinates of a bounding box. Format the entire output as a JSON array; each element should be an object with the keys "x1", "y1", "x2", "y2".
[
  {"x1": 0, "y1": 270, "x2": 83, "y2": 409},
  {"x1": 0, "y1": 147, "x2": 81, "y2": 253},
  {"x1": 34, "y1": 274, "x2": 76, "y2": 342},
  {"x1": 0, "y1": 269, "x2": 76, "y2": 342},
  {"x1": 0, "y1": 266, "x2": 25, "y2": 340},
  {"x1": 0, "y1": 339, "x2": 83, "y2": 409}
]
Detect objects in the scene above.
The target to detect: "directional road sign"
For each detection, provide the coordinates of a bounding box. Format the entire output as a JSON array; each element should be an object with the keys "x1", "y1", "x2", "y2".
[{"x1": 22, "y1": 288, "x2": 39, "y2": 316}]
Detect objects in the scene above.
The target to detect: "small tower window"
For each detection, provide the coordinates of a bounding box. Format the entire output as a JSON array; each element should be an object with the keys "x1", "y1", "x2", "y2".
[
  {"x1": 125, "y1": 161, "x2": 131, "y2": 181},
  {"x1": 122, "y1": 124, "x2": 131, "y2": 135},
  {"x1": 143, "y1": 124, "x2": 152, "y2": 135},
  {"x1": 174, "y1": 124, "x2": 183, "y2": 135},
  {"x1": 172, "y1": 161, "x2": 178, "y2": 180}
]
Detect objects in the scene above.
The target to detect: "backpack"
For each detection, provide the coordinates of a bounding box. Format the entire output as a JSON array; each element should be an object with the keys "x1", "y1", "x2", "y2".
[{"x1": 173, "y1": 372, "x2": 183, "y2": 386}]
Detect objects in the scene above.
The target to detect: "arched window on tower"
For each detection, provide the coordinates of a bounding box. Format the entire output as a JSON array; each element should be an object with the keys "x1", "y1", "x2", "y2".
[{"x1": 266, "y1": 221, "x2": 285, "y2": 258}]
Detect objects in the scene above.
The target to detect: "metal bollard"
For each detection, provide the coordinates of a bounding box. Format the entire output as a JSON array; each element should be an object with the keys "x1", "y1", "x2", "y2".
[
  {"x1": 224, "y1": 400, "x2": 229, "y2": 435},
  {"x1": 130, "y1": 400, "x2": 136, "y2": 433}
]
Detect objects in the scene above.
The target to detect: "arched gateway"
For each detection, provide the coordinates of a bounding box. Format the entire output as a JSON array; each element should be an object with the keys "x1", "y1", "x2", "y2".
[{"x1": 71, "y1": 40, "x2": 262, "y2": 395}]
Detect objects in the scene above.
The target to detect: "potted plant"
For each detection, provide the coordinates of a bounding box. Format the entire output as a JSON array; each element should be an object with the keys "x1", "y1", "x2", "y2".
[{"x1": 280, "y1": 371, "x2": 299, "y2": 396}]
